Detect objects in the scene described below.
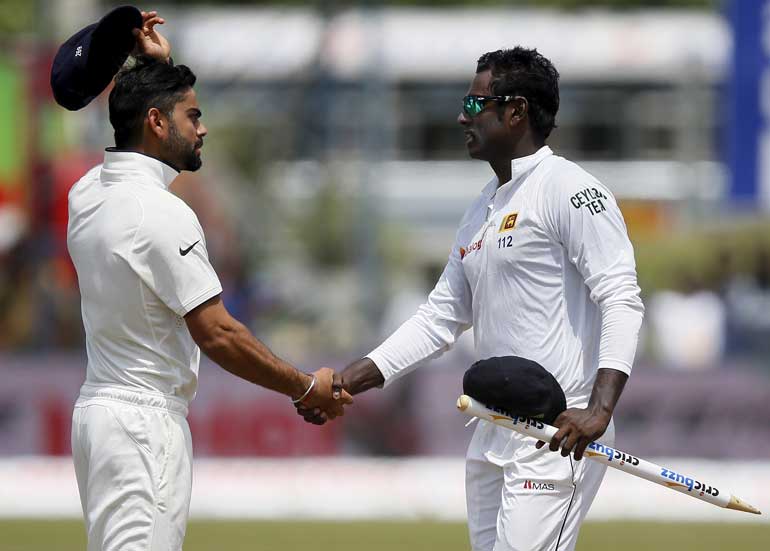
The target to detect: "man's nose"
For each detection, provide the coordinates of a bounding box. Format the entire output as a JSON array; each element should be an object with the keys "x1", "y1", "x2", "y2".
[{"x1": 458, "y1": 111, "x2": 471, "y2": 125}]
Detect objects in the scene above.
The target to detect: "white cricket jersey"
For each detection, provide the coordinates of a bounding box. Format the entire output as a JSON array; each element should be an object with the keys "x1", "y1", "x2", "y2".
[
  {"x1": 368, "y1": 146, "x2": 644, "y2": 409},
  {"x1": 67, "y1": 150, "x2": 222, "y2": 407}
]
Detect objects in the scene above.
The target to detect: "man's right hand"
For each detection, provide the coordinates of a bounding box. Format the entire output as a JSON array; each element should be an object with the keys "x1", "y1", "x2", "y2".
[
  {"x1": 298, "y1": 367, "x2": 352, "y2": 421},
  {"x1": 296, "y1": 358, "x2": 384, "y2": 425},
  {"x1": 186, "y1": 297, "x2": 352, "y2": 416},
  {"x1": 133, "y1": 10, "x2": 171, "y2": 62}
]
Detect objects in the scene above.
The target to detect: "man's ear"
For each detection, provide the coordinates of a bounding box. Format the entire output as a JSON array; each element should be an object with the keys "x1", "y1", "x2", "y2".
[
  {"x1": 147, "y1": 107, "x2": 167, "y2": 139},
  {"x1": 509, "y1": 96, "x2": 528, "y2": 125}
]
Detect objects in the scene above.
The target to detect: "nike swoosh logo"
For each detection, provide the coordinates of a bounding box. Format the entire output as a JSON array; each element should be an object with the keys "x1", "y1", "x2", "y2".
[{"x1": 179, "y1": 240, "x2": 200, "y2": 256}]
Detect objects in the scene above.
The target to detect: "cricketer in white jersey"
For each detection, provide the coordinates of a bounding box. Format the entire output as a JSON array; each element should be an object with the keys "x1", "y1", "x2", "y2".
[
  {"x1": 64, "y1": 14, "x2": 351, "y2": 551},
  {"x1": 68, "y1": 149, "x2": 219, "y2": 550},
  {"x1": 298, "y1": 47, "x2": 644, "y2": 551}
]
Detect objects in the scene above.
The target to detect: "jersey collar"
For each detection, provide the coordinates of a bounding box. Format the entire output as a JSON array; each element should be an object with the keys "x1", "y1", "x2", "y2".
[
  {"x1": 510, "y1": 145, "x2": 552, "y2": 178},
  {"x1": 101, "y1": 149, "x2": 180, "y2": 190},
  {"x1": 483, "y1": 146, "x2": 553, "y2": 198}
]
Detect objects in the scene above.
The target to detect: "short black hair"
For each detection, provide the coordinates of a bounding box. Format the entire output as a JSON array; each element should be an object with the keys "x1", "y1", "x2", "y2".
[
  {"x1": 476, "y1": 47, "x2": 560, "y2": 140},
  {"x1": 108, "y1": 56, "x2": 197, "y2": 148}
]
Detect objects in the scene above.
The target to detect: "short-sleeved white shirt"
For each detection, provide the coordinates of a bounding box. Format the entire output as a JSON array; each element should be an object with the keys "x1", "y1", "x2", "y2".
[
  {"x1": 368, "y1": 146, "x2": 644, "y2": 409},
  {"x1": 67, "y1": 150, "x2": 222, "y2": 406}
]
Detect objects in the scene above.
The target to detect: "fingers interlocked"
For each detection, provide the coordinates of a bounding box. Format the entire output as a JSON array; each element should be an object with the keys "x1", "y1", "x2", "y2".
[{"x1": 295, "y1": 367, "x2": 352, "y2": 425}]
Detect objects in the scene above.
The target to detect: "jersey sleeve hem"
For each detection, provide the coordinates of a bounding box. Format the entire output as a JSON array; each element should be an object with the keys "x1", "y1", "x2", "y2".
[
  {"x1": 597, "y1": 359, "x2": 632, "y2": 377},
  {"x1": 178, "y1": 284, "x2": 223, "y2": 317},
  {"x1": 365, "y1": 351, "x2": 397, "y2": 388}
]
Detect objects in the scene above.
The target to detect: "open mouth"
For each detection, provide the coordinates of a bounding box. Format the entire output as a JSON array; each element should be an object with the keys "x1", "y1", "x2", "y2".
[{"x1": 464, "y1": 131, "x2": 476, "y2": 145}]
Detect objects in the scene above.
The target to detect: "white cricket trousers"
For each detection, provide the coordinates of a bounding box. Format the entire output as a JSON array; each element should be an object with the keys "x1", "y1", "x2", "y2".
[
  {"x1": 465, "y1": 419, "x2": 614, "y2": 551},
  {"x1": 71, "y1": 384, "x2": 193, "y2": 551}
]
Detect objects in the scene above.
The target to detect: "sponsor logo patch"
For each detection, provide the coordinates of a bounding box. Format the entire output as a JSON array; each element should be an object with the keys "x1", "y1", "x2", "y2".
[
  {"x1": 569, "y1": 187, "x2": 608, "y2": 216},
  {"x1": 523, "y1": 480, "x2": 556, "y2": 491},
  {"x1": 485, "y1": 405, "x2": 546, "y2": 430},
  {"x1": 460, "y1": 238, "x2": 483, "y2": 259},
  {"x1": 659, "y1": 467, "x2": 720, "y2": 497},
  {"x1": 585, "y1": 442, "x2": 640, "y2": 466},
  {"x1": 498, "y1": 212, "x2": 518, "y2": 232},
  {"x1": 179, "y1": 240, "x2": 200, "y2": 256}
]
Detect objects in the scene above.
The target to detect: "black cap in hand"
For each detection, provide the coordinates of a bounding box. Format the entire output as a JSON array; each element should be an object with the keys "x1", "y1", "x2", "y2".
[
  {"x1": 50, "y1": 5, "x2": 143, "y2": 111},
  {"x1": 463, "y1": 356, "x2": 567, "y2": 425}
]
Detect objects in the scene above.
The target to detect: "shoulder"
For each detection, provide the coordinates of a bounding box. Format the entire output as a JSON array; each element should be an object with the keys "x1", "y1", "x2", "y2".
[
  {"x1": 82, "y1": 163, "x2": 102, "y2": 182},
  {"x1": 547, "y1": 156, "x2": 609, "y2": 192},
  {"x1": 136, "y1": 187, "x2": 199, "y2": 226},
  {"x1": 130, "y1": 189, "x2": 205, "y2": 253},
  {"x1": 68, "y1": 163, "x2": 102, "y2": 201},
  {"x1": 539, "y1": 155, "x2": 617, "y2": 211}
]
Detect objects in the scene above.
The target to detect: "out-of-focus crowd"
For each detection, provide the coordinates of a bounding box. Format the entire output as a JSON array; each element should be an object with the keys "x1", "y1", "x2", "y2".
[
  {"x1": 645, "y1": 243, "x2": 770, "y2": 371},
  {"x1": 4, "y1": 210, "x2": 770, "y2": 375}
]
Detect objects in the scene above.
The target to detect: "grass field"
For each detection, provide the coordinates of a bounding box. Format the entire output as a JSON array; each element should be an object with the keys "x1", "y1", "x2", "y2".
[{"x1": 1, "y1": 520, "x2": 769, "y2": 550}]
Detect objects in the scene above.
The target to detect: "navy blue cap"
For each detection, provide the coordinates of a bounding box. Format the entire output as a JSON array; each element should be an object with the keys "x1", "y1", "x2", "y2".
[
  {"x1": 51, "y1": 6, "x2": 143, "y2": 111},
  {"x1": 463, "y1": 356, "x2": 567, "y2": 424}
]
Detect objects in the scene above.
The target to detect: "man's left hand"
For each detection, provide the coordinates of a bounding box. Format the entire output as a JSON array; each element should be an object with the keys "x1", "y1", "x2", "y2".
[
  {"x1": 536, "y1": 407, "x2": 610, "y2": 461},
  {"x1": 133, "y1": 11, "x2": 171, "y2": 62}
]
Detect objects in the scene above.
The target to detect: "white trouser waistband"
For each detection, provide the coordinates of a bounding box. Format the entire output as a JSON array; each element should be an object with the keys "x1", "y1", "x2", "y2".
[{"x1": 76, "y1": 383, "x2": 189, "y2": 416}]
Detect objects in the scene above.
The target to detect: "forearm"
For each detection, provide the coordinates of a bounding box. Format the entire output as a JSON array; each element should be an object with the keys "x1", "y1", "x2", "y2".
[
  {"x1": 591, "y1": 297, "x2": 640, "y2": 416},
  {"x1": 586, "y1": 368, "x2": 628, "y2": 422},
  {"x1": 367, "y1": 311, "x2": 469, "y2": 387},
  {"x1": 203, "y1": 319, "x2": 310, "y2": 399},
  {"x1": 364, "y1": 248, "x2": 471, "y2": 383},
  {"x1": 341, "y1": 358, "x2": 384, "y2": 395},
  {"x1": 597, "y1": 299, "x2": 644, "y2": 375},
  {"x1": 544, "y1": 368, "x2": 628, "y2": 459}
]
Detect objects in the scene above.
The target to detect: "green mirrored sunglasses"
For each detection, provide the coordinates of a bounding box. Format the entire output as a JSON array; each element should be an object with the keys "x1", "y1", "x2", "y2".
[{"x1": 462, "y1": 94, "x2": 516, "y2": 117}]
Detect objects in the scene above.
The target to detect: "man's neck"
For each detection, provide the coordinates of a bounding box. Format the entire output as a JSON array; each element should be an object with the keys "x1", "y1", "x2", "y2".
[{"x1": 490, "y1": 160, "x2": 512, "y2": 187}]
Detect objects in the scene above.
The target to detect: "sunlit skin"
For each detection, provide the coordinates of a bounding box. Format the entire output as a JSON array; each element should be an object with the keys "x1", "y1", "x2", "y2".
[
  {"x1": 133, "y1": 10, "x2": 171, "y2": 63},
  {"x1": 457, "y1": 69, "x2": 542, "y2": 187},
  {"x1": 143, "y1": 88, "x2": 207, "y2": 172}
]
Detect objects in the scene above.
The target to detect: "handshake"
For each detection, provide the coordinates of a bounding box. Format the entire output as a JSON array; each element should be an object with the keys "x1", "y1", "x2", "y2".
[{"x1": 291, "y1": 367, "x2": 353, "y2": 425}]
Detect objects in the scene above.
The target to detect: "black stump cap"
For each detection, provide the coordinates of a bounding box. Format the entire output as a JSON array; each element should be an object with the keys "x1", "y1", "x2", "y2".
[
  {"x1": 51, "y1": 5, "x2": 143, "y2": 111},
  {"x1": 463, "y1": 356, "x2": 567, "y2": 425}
]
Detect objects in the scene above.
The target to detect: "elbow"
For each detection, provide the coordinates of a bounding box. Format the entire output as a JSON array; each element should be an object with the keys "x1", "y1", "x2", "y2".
[
  {"x1": 595, "y1": 285, "x2": 645, "y2": 317},
  {"x1": 600, "y1": 299, "x2": 645, "y2": 324},
  {"x1": 609, "y1": 295, "x2": 645, "y2": 315},
  {"x1": 191, "y1": 320, "x2": 239, "y2": 358}
]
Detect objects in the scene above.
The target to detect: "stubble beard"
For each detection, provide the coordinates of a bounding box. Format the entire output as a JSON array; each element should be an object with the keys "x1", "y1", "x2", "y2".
[{"x1": 167, "y1": 121, "x2": 202, "y2": 172}]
